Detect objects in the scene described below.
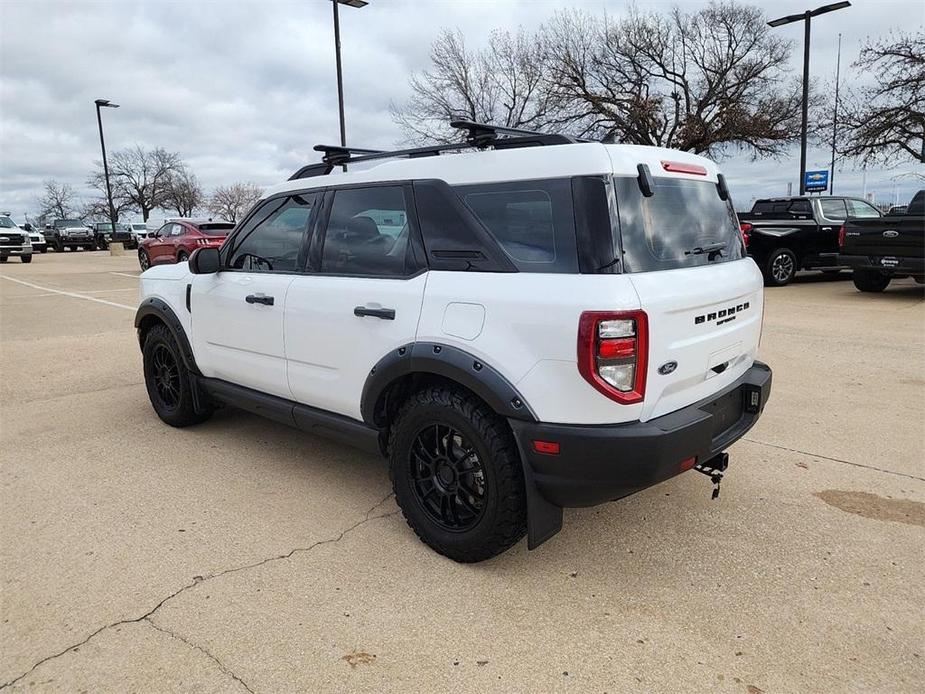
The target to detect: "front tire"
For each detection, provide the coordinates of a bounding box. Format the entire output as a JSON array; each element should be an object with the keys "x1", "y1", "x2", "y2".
[
  {"x1": 142, "y1": 324, "x2": 212, "y2": 427},
  {"x1": 764, "y1": 247, "x2": 798, "y2": 286},
  {"x1": 853, "y1": 269, "x2": 891, "y2": 293},
  {"x1": 21, "y1": 255, "x2": 32, "y2": 263},
  {"x1": 389, "y1": 386, "x2": 527, "y2": 563}
]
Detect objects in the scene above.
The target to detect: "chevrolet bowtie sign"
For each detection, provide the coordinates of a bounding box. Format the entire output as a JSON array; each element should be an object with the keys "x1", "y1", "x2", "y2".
[{"x1": 804, "y1": 170, "x2": 829, "y2": 193}]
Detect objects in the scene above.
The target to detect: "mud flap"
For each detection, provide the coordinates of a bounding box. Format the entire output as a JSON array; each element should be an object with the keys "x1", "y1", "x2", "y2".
[{"x1": 512, "y1": 436, "x2": 563, "y2": 549}]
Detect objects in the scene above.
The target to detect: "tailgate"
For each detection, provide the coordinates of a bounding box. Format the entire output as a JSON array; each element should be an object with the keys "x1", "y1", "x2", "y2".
[
  {"x1": 844, "y1": 217, "x2": 925, "y2": 258},
  {"x1": 629, "y1": 258, "x2": 764, "y2": 422}
]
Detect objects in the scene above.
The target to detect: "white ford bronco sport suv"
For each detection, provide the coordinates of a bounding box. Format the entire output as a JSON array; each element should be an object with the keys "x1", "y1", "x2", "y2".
[{"x1": 135, "y1": 121, "x2": 772, "y2": 562}]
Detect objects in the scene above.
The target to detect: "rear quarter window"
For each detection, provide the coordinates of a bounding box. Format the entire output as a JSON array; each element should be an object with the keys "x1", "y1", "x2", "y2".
[{"x1": 454, "y1": 178, "x2": 579, "y2": 273}]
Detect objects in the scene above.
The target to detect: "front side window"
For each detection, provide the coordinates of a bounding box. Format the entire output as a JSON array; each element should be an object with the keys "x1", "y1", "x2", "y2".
[
  {"x1": 455, "y1": 178, "x2": 578, "y2": 272},
  {"x1": 846, "y1": 199, "x2": 881, "y2": 218},
  {"x1": 320, "y1": 186, "x2": 413, "y2": 276},
  {"x1": 819, "y1": 198, "x2": 847, "y2": 221},
  {"x1": 228, "y1": 195, "x2": 315, "y2": 272},
  {"x1": 613, "y1": 176, "x2": 744, "y2": 273}
]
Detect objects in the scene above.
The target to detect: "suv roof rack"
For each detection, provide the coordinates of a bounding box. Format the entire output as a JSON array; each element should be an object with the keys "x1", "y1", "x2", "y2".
[{"x1": 288, "y1": 119, "x2": 582, "y2": 181}]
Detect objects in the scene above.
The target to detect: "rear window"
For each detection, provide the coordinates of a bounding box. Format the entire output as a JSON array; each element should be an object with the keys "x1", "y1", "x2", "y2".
[
  {"x1": 455, "y1": 178, "x2": 579, "y2": 273},
  {"x1": 197, "y1": 222, "x2": 235, "y2": 236},
  {"x1": 613, "y1": 176, "x2": 744, "y2": 273}
]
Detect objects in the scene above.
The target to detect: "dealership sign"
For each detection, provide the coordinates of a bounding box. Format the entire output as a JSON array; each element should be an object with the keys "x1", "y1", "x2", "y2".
[{"x1": 804, "y1": 170, "x2": 829, "y2": 192}]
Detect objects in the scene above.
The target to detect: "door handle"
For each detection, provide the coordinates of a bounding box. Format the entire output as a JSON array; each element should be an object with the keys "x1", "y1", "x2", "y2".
[
  {"x1": 354, "y1": 306, "x2": 395, "y2": 320},
  {"x1": 245, "y1": 293, "x2": 274, "y2": 306}
]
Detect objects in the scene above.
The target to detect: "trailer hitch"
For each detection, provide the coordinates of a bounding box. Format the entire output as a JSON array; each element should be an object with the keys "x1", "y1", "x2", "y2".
[{"x1": 694, "y1": 452, "x2": 729, "y2": 500}]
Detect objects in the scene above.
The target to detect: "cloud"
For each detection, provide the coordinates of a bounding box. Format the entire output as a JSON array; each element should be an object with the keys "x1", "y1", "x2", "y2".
[{"x1": 0, "y1": 0, "x2": 922, "y2": 221}]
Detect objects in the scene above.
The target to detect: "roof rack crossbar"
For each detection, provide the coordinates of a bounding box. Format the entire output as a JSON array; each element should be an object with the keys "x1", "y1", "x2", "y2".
[{"x1": 288, "y1": 120, "x2": 582, "y2": 181}]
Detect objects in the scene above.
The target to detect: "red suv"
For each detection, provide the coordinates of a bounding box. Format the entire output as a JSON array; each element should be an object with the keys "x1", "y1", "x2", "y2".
[{"x1": 138, "y1": 219, "x2": 235, "y2": 271}]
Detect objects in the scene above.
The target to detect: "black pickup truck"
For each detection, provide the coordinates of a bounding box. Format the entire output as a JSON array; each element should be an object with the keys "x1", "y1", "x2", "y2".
[
  {"x1": 739, "y1": 196, "x2": 882, "y2": 286},
  {"x1": 837, "y1": 190, "x2": 924, "y2": 292}
]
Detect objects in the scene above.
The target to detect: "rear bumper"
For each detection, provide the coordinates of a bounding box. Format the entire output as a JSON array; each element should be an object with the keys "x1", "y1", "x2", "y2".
[
  {"x1": 510, "y1": 362, "x2": 772, "y2": 509},
  {"x1": 837, "y1": 254, "x2": 924, "y2": 276}
]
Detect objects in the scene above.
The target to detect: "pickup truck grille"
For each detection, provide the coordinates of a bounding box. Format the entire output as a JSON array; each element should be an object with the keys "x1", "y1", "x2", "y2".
[{"x1": 0, "y1": 233, "x2": 25, "y2": 245}]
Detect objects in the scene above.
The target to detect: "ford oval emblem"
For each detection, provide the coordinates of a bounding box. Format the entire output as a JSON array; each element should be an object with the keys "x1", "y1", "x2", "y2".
[
  {"x1": 882, "y1": 230, "x2": 899, "y2": 238},
  {"x1": 658, "y1": 361, "x2": 678, "y2": 375}
]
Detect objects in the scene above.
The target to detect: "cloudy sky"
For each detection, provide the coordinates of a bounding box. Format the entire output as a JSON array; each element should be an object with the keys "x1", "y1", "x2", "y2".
[{"x1": 1, "y1": 0, "x2": 923, "y2": 222}]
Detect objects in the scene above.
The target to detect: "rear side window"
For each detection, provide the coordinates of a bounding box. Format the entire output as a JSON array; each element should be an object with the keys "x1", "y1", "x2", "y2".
[
  {"x1": 613, "y1": 176, "x2": 744, "y2": 273},
  {"x1": 819, "y1": 198, "x2": 847, "y2": 220},
  {"x1": 320, "y1": 186, "x2": 414, "y2": 276},
  {"x1": 788, "y1": 200, "x2": 812, "y2": 216},
  {"x1": 455, "y1": 179, "x2": 578, "y2": 273}
]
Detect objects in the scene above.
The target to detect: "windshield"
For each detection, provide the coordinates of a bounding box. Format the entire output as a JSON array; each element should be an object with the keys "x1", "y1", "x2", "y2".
[
  {"x1": 612, "y1": 176, "x2": 744, "y2": 273},
  {"x1": 0, "y1": 217, "x2": 15, "y2": 228},
  {"x1": 132, "y1": 224, "x2": 147, "y2": 231},
  {"x1": 57, "y1": 219, "x2": 83, "y2": 228}
]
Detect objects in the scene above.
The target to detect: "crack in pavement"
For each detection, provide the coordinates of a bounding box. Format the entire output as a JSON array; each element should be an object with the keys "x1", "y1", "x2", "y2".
[
  {"x1": 0, "y1": 493, "x2": 397, "y2": 691},
  {"x1": 743, "y1": 437, "x2": 925, "y2": 483},
  {"x1": 144, "y1": 618, "x2": 255, "y2": 694}
]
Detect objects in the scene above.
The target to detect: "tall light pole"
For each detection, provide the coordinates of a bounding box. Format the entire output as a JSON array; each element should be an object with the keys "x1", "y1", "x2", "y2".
[
  {"x1": 768, "y1": 2, "x2": 850, "y2": 195},
  {"x1": 829, "y1": 33, "x2": 842, "y2": 195},
  {"x1": 332, "y1": 0, "x2": 368, "y2": 149},
  {"x1": 94, "y1": 99, "x2": 119, "y2": 236}
]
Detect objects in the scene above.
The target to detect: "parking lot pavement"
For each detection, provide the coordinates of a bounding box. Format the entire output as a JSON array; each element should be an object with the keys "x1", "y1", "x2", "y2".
[{"x1": 1, "y1": 253, "x2": 923, "y2": 693}]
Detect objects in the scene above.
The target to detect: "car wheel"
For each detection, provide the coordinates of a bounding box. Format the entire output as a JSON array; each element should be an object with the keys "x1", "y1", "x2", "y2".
[
  {"x1": 142, "y1": 324, "x2": 212, "y2": 427},
  {"x1": 138, "y1": 249, "x2": 150, "y2": 271},
  {"x1": 177, "y1": 250, "x2": 189, "y2": 263},
  {"x1": 55, "y1": 240, "x2": 64, "y2": 252},
  {"x1": 0, "y1": 256, "x2": 7, "y2": 263},
  {"x1": 852, "y1": 269, "x2": 891, "y2": 293},
  {"x1": 39, "y1": 247, "x2": 47, "y2": 254},
  {"x1": 21, "y1": 255, "x2": 32, "y2": 264},
  {"x1": 389, "y1": 386, "x2": 527, "y2": 562},
  {"x1": 764, "y1": 248, "x2": 798, "y2": 286}
]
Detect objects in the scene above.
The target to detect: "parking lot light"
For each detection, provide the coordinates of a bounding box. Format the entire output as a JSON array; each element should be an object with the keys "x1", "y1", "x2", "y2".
[
  {"x1": 768, "y1": 2, "x2": 851, "y2": 195},
  {"x1": 94, "y1": 99, "x2": 120, "y2": 245}
]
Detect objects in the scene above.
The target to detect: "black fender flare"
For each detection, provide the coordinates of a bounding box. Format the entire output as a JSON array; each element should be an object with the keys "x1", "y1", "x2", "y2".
[
  {"x1": 360, "y1": 342, "x2": 538, "y2": 426},
  {"x1": 134, "y1": 297, "x2": 201, "y2": 375}
]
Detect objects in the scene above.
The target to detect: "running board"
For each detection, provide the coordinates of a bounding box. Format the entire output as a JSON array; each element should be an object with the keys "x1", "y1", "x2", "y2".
[{"x1": 197, "y1": 377, "x2": 382, "y2": 455}]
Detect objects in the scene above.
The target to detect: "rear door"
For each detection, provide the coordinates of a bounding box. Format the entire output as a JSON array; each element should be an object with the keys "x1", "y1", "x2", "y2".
[
  {"x1": 191, "y1": 195, "x2": 317, "y2": 398},
  {"x1": 285, "y1": 184, "x2": 427, "y2": 420},
  {"x1": 611, "y1": 174, "x2": 764, "y2": 421}
]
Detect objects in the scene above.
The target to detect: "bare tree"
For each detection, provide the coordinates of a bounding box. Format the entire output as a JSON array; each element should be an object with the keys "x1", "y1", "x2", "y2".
[
  {"x1": 393, "y1": 2, "x2": 801, "y2": 158},
  {"x1": 37, "y1": 180, "x2": 79, "y2": 220},
  {"x1": 833, "y1": 31, "x2": 925, "y2": 165},
  {"x1": 543, "y1": 3, "x2": 802, "y2": 156},
  {"x1": 94, "y1": 145, "x2": 183, "y2": 221},
  {"x1": 164, "y1": 166, "x2": 205, "y2": 217},
  {"x1": 86, "y1": 170, "x2": 137, "y2": 222},
  {"x1": 208, "y1": 182, "x2": 262, "y2": 223},
  {"x1": 391, "y1": 28, "x2": 556, "y2": 143}
]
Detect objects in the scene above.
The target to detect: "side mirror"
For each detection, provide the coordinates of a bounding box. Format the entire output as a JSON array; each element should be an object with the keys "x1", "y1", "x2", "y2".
[{"x1": 189, "y1": 247, "x2": 221, "y2": 274}]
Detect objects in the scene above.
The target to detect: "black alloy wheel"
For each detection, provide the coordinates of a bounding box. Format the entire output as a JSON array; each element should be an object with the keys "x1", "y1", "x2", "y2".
[
  {"x1": 150, "y1": 343, "x2": 181, "y2": 411},
  {"x1": 409, "y1": 423, "x2": 486, "y2": 531}
]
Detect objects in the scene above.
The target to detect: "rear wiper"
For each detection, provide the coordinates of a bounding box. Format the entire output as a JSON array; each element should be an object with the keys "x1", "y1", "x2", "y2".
[{"x1": 685, "y1": 242, "x2": 726, "y2": 259}]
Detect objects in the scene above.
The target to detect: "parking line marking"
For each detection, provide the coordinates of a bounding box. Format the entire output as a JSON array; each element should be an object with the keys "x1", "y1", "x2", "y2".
[
  {"x1": 0, "y1": 275, "x2": 136, "y2": 311},
  {"x1": 110, "y1": 272, "x2": 141, "y2": 278}
]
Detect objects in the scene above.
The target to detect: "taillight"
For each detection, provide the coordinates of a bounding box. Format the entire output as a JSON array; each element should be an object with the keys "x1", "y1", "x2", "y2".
[
  {"x1": 577, "y1": 310, "x2": 648, "y2": 404},
  {"x1": 197, "y1": 238, "x2": 211, "y2": 246},
  {"x1": 739, "y1": 222, "x2": 752, "y2": 248},
  {"x1": 837, "y1": 225, "x2": 846, "y2": 249}
]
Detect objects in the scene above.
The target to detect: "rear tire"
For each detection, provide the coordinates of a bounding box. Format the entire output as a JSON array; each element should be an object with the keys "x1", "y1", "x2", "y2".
[
  {"x1": 142, "y1": 324, "x2": 212, "y2": 427},
  {"x1": 852, "y1": 269, "x2": 891, "y2": 293},
  {"x1": 138, "y1": 249, "x2": 150, "y2": 271},
  {"x1": 389, "y1": 386, "x2": 527, "y2": 562},
  {"x1": 763, "y1": 247, "x2": 798, "y2": 286},
  {"x1": 177, "y1": 250, "x2": 189, "y2": 263}
]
